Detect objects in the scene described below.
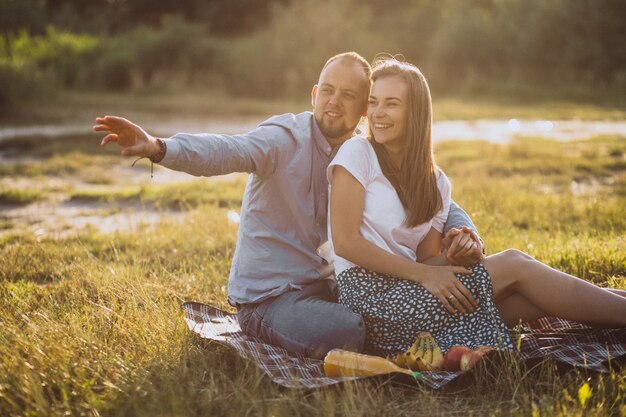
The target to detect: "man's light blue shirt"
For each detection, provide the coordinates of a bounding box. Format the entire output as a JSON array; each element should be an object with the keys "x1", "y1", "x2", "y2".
[{"x1": 161, "y1": 112, "x2": 335, "y2": 306}]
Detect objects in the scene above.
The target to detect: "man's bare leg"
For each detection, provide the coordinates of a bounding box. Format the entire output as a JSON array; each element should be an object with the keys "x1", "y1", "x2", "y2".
[{"x1": 483, "y1": 249, "x2": 626, "y2": 327}]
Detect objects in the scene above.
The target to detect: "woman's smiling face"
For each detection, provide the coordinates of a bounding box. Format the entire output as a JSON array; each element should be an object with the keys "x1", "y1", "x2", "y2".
[{"x1": 367, "y1": 75, "x2": 409, "y2": 152}]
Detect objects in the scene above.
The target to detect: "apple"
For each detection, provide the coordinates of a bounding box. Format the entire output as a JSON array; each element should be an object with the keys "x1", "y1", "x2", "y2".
[
  {"x1": 459, "y1": 346, "x2": 495, "y2": 371},
  {"x1": 443, "y1": 346, "x2": 473, "y2": 371},
  {"x1": 459, "y1": 350, "x2": 482, "y2": 371}
]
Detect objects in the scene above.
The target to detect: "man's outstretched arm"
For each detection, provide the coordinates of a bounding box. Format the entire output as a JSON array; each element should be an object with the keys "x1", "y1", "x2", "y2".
[{"x1": 94, "y1": 115, "x2": 290, "y2": 178}]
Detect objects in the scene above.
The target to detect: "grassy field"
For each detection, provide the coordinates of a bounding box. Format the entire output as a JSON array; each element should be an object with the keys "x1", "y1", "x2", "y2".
[{"x1": 1, "y1": 134, "x2": 625, "y2": 416}]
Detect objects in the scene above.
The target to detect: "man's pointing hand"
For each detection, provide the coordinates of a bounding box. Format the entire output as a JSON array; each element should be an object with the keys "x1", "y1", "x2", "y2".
[{"x1": 94, "y1": 116, "x2": 160, "y2": 158}]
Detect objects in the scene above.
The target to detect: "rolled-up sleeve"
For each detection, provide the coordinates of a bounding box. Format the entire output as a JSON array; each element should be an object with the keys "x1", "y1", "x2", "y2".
[{"x1": 160, "y1": 125, "x2": 293, "y2": 178}]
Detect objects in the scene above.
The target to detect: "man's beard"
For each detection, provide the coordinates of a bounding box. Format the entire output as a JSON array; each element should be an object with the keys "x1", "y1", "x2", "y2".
[{"x1": 317, "y1": 117, "x2": 355, "y2": 142}]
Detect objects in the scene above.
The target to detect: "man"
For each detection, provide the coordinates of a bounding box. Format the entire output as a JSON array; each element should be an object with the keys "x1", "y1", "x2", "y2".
[{"x1": 94, "y1": 52, "x2": 483, "y2": 359}]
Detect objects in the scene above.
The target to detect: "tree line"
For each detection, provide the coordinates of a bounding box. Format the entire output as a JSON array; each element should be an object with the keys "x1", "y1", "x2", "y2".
[{"x1": 1, "y1": 0, "x2": 625, "y2": 108}]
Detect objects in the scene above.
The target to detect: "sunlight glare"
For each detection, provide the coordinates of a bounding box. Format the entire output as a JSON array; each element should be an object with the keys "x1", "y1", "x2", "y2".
[
  {"x1": 227, "y1": 210, "x2": 241, "y2": 224},
  {"x1": 507, "y1": 119, "x2": 521, "y2": 132}
]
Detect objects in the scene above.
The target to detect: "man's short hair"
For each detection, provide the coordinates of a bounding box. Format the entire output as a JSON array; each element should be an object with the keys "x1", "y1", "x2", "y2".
[{"x1": 320, "y1": 52, "x2": 372, "y2": 87}]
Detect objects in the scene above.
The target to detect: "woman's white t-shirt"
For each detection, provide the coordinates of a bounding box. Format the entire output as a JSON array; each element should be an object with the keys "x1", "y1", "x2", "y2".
[{"x1": 327, "y1": 137, "x2": 451, "y2": 277}]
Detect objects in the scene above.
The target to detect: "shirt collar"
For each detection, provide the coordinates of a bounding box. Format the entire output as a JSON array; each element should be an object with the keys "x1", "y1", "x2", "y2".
[{"x1": 311, "y1": 115, "x2": 333, "y2": 157}]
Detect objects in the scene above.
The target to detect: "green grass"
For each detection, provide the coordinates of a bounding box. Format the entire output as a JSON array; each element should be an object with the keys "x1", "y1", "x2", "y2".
[
  {"x1": 140, "y1": 178, "x2": 247, "y2": 210},
  {"x1": 68, "y1": 185, "x2": 143, "y2": 203},
  {"x1": 0, "y1": 188, "x2": 46, "y2": 205},
  {"x1": 1, "y1": 136, "x2": 625, "y2": 416}
]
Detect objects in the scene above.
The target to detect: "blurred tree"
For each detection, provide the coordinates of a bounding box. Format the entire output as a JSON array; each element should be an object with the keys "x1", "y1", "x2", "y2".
[
  {"x1": 43, "y1": 0, "x2": 291, "y2": 35},
  {"x1": 3, "y1": 0, "x2": 626, "y2": 99},
  {"x1": 0, "y1": 0, "x2": 45, "y2": 57},
  {"x1": 221, "y1": 0, "x2": 382, "y2": 97},
  {"x1": 186, "y1": 0, "x2": 291, "y2": 36}
]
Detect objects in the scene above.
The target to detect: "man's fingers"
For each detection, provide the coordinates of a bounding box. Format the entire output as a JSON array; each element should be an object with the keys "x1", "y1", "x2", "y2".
[
  {"x1": 456, "y1": 239, "x2": 475, "y2": 258},
  {"x1": 96, "y1": 116, "x2": 132, "y2": 131},
  {"x1": 99, "y1": 115, "x2": 126, "y2": 125},
  {"x1": 448, "y1": 233, "x2": 463, "y2": 255},
  {"x1": 461, "y1": 225, "x2": 474, "y2": 236},
  {"x1": 100, "y1": 134, "x2": 118, "y2": 147},
  {"x1": 93, "y1": 124, "x2": 111, "y2": 132},
  {"x1": 463, "y1": 226, "x2": 480, "y2": 243}
]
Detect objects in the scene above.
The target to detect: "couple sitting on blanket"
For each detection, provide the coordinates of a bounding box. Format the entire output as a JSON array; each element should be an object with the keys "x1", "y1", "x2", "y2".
[{"x1": 95, "y1": 51, "x2": 626, "y2": 360}]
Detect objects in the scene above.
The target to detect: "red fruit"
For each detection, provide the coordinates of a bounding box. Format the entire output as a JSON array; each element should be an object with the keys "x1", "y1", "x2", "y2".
[
  {"x1": 460, "y1": 350, "x2": 484, "y2": 371},
  {"x1": 443, "y1": 346, "x2": 472, "y2": 371}
]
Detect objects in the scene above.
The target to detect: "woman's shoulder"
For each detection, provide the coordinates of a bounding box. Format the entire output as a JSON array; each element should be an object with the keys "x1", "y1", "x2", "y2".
[
  {"x1": 329, "y1": 136, "x2": 379, "y2": 185},
  {"x1": 340, "y1": 136, "x2": 373, "y2": 151},
  {"x1": 334, "y1": 136, "x2": 376, "y2": 161}
]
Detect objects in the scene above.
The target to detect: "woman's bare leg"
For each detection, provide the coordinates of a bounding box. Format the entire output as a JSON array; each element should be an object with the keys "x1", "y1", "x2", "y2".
[
  {"x1": 483, "y1": 249, "x2": 626, "y2": 327},
  {"x1": 496, "y1": 289, "x2": 626, "y2": 327},
  {"x1": 495, "y1": 293, "x2": 546, "y2": 327},
  {"x1": 609, "y1": 289, "x2": 626, "y2": 298}
]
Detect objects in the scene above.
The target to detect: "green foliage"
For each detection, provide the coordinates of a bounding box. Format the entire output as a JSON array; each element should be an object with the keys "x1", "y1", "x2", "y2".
[
  {"x1": 3, "y1": 0, "x2": 626, "y2": 105},
  {"x1": 11, "y1": 26, "x2": 100, "y2": 87},
  {"x1": 0, "y1": 27, "x2": 99, "y2": 109},
  {"x1": 125, "y1": 16, "x2": 215, "y2": 87},
  {"x1": 0, "y1": 0, "x2": 45, "y2": 57}
]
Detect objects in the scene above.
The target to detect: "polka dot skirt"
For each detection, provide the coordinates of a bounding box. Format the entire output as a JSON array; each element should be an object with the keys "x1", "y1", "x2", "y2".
[{"x1": 337, "y1": 264, "x2": 514, "y2": 357}]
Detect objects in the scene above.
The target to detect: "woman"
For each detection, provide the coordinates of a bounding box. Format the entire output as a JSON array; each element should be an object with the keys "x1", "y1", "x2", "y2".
[{"x1": 327, "y1": 58, "x2": 626, "y2": 357}]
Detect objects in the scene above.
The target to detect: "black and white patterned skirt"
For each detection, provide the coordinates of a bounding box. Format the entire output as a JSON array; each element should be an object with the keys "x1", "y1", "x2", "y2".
[{"x1": 336, "y1": 264, "x2": 514, "y2": 357}]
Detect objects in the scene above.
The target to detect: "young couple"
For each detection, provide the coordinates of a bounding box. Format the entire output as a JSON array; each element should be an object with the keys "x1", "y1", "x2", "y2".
[{"x1": 95, "y1": 52, "x2": 626, "y2": 360}]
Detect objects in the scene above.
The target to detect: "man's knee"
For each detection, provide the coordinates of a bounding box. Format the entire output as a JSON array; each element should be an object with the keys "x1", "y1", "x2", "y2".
[
  {"x1": 246, "y1": 294, "x2": 366, "y2": 359},
  {"x1": 309, "y1": 308, "x2": 366, "y2": 359}
]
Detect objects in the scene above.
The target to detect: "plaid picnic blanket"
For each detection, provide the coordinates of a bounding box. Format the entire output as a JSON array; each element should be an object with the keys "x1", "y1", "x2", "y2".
[{"x1": 182, "y1": 301, "x2": 626, "y2": 390}]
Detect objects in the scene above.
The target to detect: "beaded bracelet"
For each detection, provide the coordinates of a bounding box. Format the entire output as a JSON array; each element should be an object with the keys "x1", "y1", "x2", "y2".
[{"x1": 149, "y1": 138, "x2": 167, "y2": 163}]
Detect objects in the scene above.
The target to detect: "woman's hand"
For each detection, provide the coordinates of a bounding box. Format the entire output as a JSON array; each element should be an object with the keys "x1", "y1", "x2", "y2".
[
  {"x1": 415, "y1": 264, "x2": 478, "y2": 315},
  {"x1": 442, "y1": 226, "x2": 484, "y2": 266}
]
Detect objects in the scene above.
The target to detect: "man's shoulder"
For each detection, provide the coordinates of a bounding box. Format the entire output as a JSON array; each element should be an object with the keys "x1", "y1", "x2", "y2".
[{"x1": 258, "y1": 111, "x2": 313, "y2": 141}]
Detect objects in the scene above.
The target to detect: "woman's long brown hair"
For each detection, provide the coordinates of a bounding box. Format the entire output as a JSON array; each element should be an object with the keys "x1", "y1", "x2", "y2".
[{"x1": 369, "y1": 59, "x2": 441, "y2": 228}]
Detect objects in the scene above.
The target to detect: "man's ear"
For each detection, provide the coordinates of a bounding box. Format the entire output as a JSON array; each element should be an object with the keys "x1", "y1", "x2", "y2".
[{"x1": 311, "y1": 85, "x2": 318, "y2": 108}]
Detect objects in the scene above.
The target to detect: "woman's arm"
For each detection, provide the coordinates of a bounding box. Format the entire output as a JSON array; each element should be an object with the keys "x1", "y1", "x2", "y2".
[
  {"x1": 330, "y1": 166, "x2": 477, "y2": 315},
  {"x1": 416, "y1": 227, "x2": 448, "y2": 266}
]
